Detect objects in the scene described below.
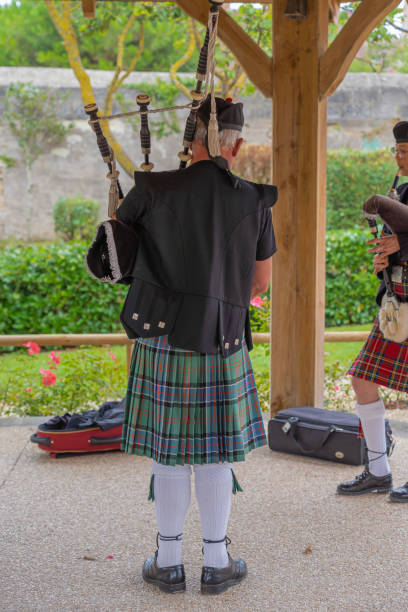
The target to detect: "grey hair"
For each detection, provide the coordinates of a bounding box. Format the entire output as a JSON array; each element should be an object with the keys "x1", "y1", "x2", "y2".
[{"x1": 193, "y1": 117, "x2": 241, "y2": 149}]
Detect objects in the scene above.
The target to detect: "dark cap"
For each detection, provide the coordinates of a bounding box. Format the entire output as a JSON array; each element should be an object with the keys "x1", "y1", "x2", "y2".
[
  {"x1": 393, "y1": 121, "x2": 408, "y2": 143},
  {"x1": 197, "y1": 95, "x2": 244, "y2": 132}
]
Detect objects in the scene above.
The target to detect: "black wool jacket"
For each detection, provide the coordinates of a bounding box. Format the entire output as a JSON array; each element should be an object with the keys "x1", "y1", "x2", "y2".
[
  {"x1": 376, "y1": 182, "x2": 408, "y2": 306},
  {"x1": 117, "y1": 160, "x2": 278, "y2": 357}
]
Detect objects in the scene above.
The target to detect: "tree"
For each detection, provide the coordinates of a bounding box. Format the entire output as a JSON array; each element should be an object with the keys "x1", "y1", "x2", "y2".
[
  {"x1": 43, "y1": 0, "x2": 197, "y2": 177},
  {"x1": 2, "y1": 82, "x2": 72, "y2": 240},
  {"x1": 329, "y1": 2, "x2": 407, "y2": 73},
  {"x1": 0, "y1": 0, "x2": 197, "y2": 71}
]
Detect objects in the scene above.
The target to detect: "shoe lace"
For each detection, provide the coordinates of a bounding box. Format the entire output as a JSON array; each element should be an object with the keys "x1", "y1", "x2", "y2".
[{"x1": 354, "y1": 470, "x2": 369, "y2": 482}]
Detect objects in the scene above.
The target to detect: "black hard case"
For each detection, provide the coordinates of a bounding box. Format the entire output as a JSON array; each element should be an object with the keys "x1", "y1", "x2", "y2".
[{"x1": 268, "y1": 406, "x2": 393, "y2": 466}]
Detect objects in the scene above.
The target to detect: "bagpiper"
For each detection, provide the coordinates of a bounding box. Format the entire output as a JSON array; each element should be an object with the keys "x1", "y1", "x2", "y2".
[
  {"x1": 116, "y1": 95, "x2": 278, "y2": 593},
  {"x1": 337, "y1": 121, "x2": 408, "y2": 503}
]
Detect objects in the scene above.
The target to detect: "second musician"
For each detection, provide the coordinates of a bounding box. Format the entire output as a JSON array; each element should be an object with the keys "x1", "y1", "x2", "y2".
[{"x1": 337, "y1": 121, "x2": 408, "y2": 503}]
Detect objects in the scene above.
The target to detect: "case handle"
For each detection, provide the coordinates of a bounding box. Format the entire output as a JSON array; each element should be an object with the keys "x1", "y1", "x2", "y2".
[
  {"x1": 90, "y1": 435, "x2": 122, "y2": 445},
  {"x1": 30, "y1": 433, "x2": 51, "y2": 447},
  {"x1": 284, "y1": 418, "x2": 337, "y2": 454}
]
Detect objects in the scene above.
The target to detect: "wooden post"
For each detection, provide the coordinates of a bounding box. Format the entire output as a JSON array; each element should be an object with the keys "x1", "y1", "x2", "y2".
[{"x1": 270, "y1": 0, "x2": 328, "y2": 414}]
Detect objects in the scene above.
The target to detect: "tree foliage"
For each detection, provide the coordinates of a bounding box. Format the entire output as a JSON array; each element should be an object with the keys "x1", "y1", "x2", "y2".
[
  {"x1": 329, "y1": 2, "x2": 408, "y2": 73},
  {"x1": 0, "y1": 0, "x2": 198, "y2": 71}
]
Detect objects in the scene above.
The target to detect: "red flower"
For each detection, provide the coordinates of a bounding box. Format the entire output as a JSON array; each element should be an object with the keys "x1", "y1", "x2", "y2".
[
  {"x1": 40, "y1": 369, "x2": 57, "y2": 386},
  {"x1": 26, "y1": 387, "x2": 32, "y2": 392},
  {"x1": 107, "y1": 349, "x2": 117, "y2": 361},
  {"x1": 23, "y1": 341, "x2": 41, "y2": 355},
  {"x1": 250, "y1": 296, "x2": 265, "y2": 308},
  {"x1": 49, "y1": 351, "x2": 60, "y2": 365}
]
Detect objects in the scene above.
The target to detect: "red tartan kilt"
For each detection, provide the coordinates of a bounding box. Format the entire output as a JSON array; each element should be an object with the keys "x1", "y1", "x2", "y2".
[{"x1": 347, "y1": 270, "x2": 408, "y2": 393}]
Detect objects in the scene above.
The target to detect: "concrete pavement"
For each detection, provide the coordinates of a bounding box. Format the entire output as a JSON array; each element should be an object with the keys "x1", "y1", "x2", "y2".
[{"x1": 1, "y1": 415, "x2": 407, "y2": 612}]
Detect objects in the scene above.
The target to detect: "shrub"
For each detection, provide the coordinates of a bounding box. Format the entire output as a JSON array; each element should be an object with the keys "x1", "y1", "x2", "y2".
[
  {"x1": 0, "y1": 229, "x2": 382, "y2": 341},
  {"x1": 233, "y1": 145, "x2": 398, "y2": 231},
  {"x1": 325, "y1": 228, "x2": 379, "y2": 326},
  {"x1": 233, "y1": 144, "x2": 271, "y2": 184},
  {"x1": 0, "y1": 242, "x2": 127, "y2": 338},
  {"x1": 53, "y1": 196, "x2": 100, "y2": 241},
  {"x1": 0, "y1": 345, "x2": 127, "y2": 416},
  {"x1": 326, "y1": 148, "x2": 396, "y2": 230}
]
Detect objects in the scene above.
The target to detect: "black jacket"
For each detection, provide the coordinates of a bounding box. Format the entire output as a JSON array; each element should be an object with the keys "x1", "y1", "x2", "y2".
[
  {"x1": 376, "y1": 181, "x2": 408, "y2": 306},
  {"x1": 117, "y1": 160, "x2": 277, "y2": 356}
]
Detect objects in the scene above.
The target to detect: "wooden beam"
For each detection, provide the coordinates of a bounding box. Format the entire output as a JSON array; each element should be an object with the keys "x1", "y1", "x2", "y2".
[
  {"x1": 82, "y1": 0, "x2": 96, "y2": 18},
  {"x1": 270, "y1": 0, "x2": 328, "y2": 414},
  {"x1": 320, "y1": 0, "x2": 400, "y2": 99},
  {"x1": 175, "y1": 0, "x2": 273, "y2": 97}
]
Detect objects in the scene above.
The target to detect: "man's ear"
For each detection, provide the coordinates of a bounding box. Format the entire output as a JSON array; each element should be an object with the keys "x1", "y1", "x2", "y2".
[{"x1": 232, "y1": 137, "x2": 244, "y2": 157}]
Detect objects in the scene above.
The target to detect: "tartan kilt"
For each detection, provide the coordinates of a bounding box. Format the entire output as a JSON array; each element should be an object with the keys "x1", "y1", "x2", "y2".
[
  {"x1": 121, "y1": 336, "x2": 266, "y2": 465},
  {"x1": 347, "y1": 267, "x2": 408, "y2": 393}
]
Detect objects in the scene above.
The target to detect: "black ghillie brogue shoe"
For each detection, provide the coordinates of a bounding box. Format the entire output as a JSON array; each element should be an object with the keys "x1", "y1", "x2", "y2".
[
  {"x1": 142, "y1": 551, "x2": 186, "y2": 593},
  {"x1": 337, "y1": 470, "x2": 393, "y2": 495},
  {"x1": 389, "y1": 482, "x2": 408, "y2": 503},
  {"x1": 200, "y1": 537, "x2": 247, "y2": 595},
  {"x1": 201, "y1": 553, "x2": 247, "y2": 595}
]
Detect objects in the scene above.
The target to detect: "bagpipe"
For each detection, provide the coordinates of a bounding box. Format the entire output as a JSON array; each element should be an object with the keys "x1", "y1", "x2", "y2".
[
  {"x1": 85, "y1": 0, "x2": 225, "y2": 285},
  {"x1": 363, "y1": 172, "x2": 408, "y2": 343}
]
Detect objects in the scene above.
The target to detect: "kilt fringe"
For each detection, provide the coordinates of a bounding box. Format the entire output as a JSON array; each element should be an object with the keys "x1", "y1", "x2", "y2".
[
  {"x1": 231, "y1": 469, "x2": 243, "y2": 494},
  {"x1": 148, "y1": 474, "x2": 155, "y2": 502},
  {"x1": 121, "y1": 336, "x2": 266, "y2": 465}
]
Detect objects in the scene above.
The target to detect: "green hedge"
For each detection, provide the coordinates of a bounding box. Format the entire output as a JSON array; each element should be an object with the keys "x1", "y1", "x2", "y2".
[
  {"x1": 325, "y1": 228, "x2": 379, "y2": 326},
  {"x1": 0, "y1": 242, "x2": 127, "y2": 336},
  {"x1": 0, "y1": 231, "x2": 380, "y2": 337},
  {"x1": 326, "y1": 148, "x2": 397, "y2": 230}
]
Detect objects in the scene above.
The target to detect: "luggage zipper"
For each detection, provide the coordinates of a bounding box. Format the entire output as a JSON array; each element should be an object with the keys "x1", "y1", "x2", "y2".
[{"x1": 274, "y1": 417, "x2": 357, "y2": 435}]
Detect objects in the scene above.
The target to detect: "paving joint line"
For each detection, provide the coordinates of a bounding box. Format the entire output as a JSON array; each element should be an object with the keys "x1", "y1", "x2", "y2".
[{"x1": 0, "y1": 437, "x2": 30, "y2": 491}]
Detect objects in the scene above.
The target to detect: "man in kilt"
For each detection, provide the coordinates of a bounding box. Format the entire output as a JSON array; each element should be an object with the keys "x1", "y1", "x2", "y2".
[
  {"x1": 116, "y1": 96, "x2": 277, "y2": 593},
  {"x1": 337, "y1": 121, "x2": 408, "y2": 503}
]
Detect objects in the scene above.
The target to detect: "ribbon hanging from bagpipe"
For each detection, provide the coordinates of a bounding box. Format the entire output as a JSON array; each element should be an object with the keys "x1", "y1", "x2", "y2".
[
  {"x1": 84, "y1": 103, "x2": 124, "y2": 218},
  {"x1": 178, "y1": 0, "x2": 224, "y2": 168}
]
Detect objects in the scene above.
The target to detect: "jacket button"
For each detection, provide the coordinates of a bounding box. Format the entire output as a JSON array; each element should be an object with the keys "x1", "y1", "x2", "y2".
[
  {"x1": 225, "y1": 342, "x2": 230, "y2": 349},
  {"x1": 158, "y1": 321, "x2": 166, "y2": 328},
  {"x1": 132, "y1": 313, "x2": 139, "y2": 320},
  {"x1": 234, "y1": 339, "x2": 240, "y2": 345},
  {"x1": 144, "y1": 323, "x2": 151, "y2": 330}
]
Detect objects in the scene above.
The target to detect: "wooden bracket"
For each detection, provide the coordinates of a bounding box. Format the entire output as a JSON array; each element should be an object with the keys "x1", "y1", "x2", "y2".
[
  {"x1": 284, "y1": 0, "x2": 307, "y2": 20},
  {"x1": 82, "y1": 0, "x2": 96, "y2": 18},
  {"x1": 176, "y1": 0, "x2": 273, "y2": 98},
  {"x1": 319, "y1": 0, "x2": 400, "y2": 99}
]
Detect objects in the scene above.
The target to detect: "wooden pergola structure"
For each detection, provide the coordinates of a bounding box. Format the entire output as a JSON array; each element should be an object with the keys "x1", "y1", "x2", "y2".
[{"x1": 80, "y1": 0, "x2": 401, "y2": 414}]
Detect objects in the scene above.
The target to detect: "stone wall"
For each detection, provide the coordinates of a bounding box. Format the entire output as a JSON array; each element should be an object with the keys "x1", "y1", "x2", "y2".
[{"x1": 1, "y1": 67, "x2": 408, "y2": 241}]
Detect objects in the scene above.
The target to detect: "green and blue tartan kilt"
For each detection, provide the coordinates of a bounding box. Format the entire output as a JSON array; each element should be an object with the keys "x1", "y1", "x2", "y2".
[
  {"x1": 347, "y1": 268, "x2": 408, "y2": 393},
  {"x1": 121, "y1": 335, "x2": 267, "y2": 465}
]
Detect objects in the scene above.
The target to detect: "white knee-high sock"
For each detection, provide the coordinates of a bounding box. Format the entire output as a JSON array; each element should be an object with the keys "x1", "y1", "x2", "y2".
[
  {"x1": 151, "y1": 461, "x2": 191, "y2": 568},
  {"x1": 356, "y1": 399, "x2": 390, "y2": 477},
  {"x1": 194, "y1": 463, "x2": 233, "y2": 569}
]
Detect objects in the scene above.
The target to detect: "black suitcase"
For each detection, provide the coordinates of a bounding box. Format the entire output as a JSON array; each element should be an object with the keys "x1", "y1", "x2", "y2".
[{"x1": 268, "y1": 406, "x2": 394, "y2": 466}]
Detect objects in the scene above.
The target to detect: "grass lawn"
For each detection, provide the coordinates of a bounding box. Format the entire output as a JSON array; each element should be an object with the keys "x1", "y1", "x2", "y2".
[
  {"x1": 1, "y1": 325, "x2": 371, "y2": 387},
  {"x1": 324, "y1": 323, "x2": 372, "y2": 368}
]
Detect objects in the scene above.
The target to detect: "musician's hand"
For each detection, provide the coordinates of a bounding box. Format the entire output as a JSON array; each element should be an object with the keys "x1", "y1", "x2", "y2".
[
  {"x1": 366, "y1": 234, "x2": 400, "y2": 256},
  {"x1": 373, "y1": 252, "x2": 389, "y2": 275}
]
